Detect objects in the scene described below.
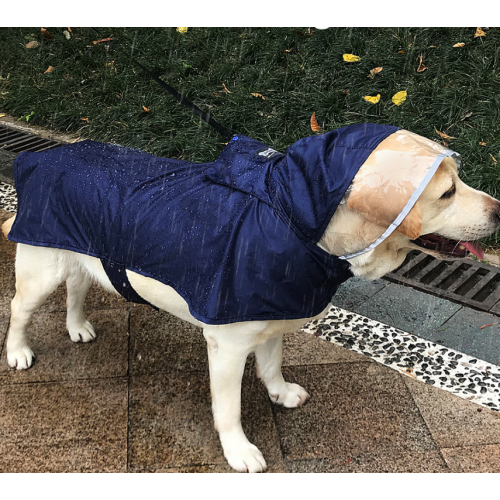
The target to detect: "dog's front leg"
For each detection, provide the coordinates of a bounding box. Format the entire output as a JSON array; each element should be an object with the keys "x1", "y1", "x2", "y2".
[
  {"x1": 203, "y1": 328, "x2": 267, "y2": 473},
  {"x1": 255, "y1": 334, "x2": 310, "y2": 408}
]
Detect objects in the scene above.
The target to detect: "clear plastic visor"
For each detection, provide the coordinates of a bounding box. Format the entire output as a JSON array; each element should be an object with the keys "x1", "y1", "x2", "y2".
[{"x1": 335, "y1": 130, "x2": 461, "y2": 259}]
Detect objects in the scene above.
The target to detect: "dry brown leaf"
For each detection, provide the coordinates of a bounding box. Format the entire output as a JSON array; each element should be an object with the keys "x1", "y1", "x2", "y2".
[
  {"x1": 251, "y1": 92, "x2": 265, "y2": 100},
  {"x1": 490, "y1": 154, "x2": 497, "y2": 164},
  {"x1": 92, "y1": 37, "x2": 114, "y2": 44},
  {"x1": 479, "y1": 142, "x2": 487, "y2": 146},
  {"x1": 310, "y1": 112, "x2": 321, "y2": 132},
  {"x1": 142, "y1": 106, "x2": 150, "y2": 112},
  {"x1": 435, "y1": 128, "x2": 456, "y2": 139},
  {"x1": 480, "y1": 323, "x2": 496, "y2": 329},
  {"x1": 222, "y1": 83, "x2": 231, "y2": 93},
  {"x1": 25, "y1": 41, "x2": 40, "y2": 49},
  {"x1": 417, "y1": 54, "x2": 428, "y2": 73},
  {"x1": 212, "y1": 92, "x2": 221, "y2": 97},
  {"x1": 403, "y1": 370, "x2": 417, "y2": 378},
  {"x1": 475, "y1": 27, "x2": 486, "y2": 38},
  {"x1": 398, "y1": 50, "x2": 405, "y2": 54},
  {"x1": 70, "y1": 137, "x2": 80, "y2": 143},
  {"x1": 285, "y1": 49, "x2": 291, "y2": 53},
  {"x1": 44, "y1": 65, "x2": 55, "y2": 74},
  {"x1": 67, "y1": 27, "x2": 72, "y2": 33},
  {"x1": 41, "y1": 28, "x2": 54, "y2": 40},
  {"x1": 81, "y1": 117, "x2": 89, "y2": 122},
  {"x1": 453, "y1": 42, "x2": 465, "y2": 48},
  {"x1": 368, "y1": 67, "x2": 383, "y2": 78}
]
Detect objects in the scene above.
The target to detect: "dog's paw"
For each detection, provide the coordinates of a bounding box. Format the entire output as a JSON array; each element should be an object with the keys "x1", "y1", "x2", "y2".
[
  {"x1": 269, "y1": 382, "x2": 310, "y2": 408},
  {"x1": 7, "y1": 346, "x2": 35, "y2": 370},
  {"x1": 68, "y1": 320, "x2": 96, "y2": 343},
  {"x1": 224, "y1": 442, "x2": 267, "y2": 473}
]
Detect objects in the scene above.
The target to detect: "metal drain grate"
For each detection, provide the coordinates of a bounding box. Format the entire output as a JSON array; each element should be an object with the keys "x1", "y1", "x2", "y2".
[
  {"x1": 384, "y1": 250, "x2": 500, "y2": 315},
  {"x1": 0, "y1": 124, "x2": 63, "y2": 154}
]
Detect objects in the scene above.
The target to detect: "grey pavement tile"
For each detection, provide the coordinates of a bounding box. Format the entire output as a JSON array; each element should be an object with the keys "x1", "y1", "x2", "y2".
[
  {"x1": 432, "y1": 307, "x2": 500, "y2": 366},
  {"x1": 0, "y1": 377, "x2": 128, "y2": 472},
  {"x1": 403, "y1": 376, "x2": 500, "y2": 448},
  {"x1": 129, "y1": 306, "x2": 208, "y2": 376},
  {"x1": 273, "y1": 363, "x2": 439, "y2": 461},
  {"x1": 331, "y1": 277, "x2": 387, "y2": 310},
  {"x1": 285, "y1": 449, "x2": 450, "y2": 473},
  {"x1": 441, "y1": 444, "x2": 500, "y2": 472},
  {"x1": 0, "y1": 308, "x2": 129, "y2": 384},
  {"x1": 351, "y1": 283, "x2": 462, "y2": 336},
  {"x1": 128, "y1": 368, "x2": 285, "y2": 472},
  {"x1": 283, "y1": 330, "x2": 372, "y2": 367}
]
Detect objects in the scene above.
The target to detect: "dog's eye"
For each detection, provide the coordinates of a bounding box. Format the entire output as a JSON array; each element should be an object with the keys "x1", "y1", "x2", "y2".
[{"x1": 440, "y1": 185, "x2": 456, "y2": 199}]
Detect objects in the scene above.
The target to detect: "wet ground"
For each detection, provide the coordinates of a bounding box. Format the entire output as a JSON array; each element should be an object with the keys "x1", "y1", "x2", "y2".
[{"x1": 1, "y1": 202, "x2": 500, "y2": 472}]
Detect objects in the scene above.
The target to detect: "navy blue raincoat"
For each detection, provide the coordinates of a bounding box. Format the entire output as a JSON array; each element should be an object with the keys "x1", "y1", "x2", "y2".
[{"x1": 9, "y1": 123, "x2": 399, "y2": 324}]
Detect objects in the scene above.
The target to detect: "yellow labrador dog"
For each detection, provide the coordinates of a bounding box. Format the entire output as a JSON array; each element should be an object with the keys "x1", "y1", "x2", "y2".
[{"x1": 2, "y1": 128, "x2": 500, "y2": 472}]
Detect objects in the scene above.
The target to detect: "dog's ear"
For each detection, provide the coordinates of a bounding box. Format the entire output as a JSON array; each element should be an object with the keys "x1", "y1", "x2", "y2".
[
  {"x1": 396, "y1": 202, "x2": 422, "y2": 240},
  {"x1": 346, "y1": 187, "x2": 422, "y2": 240}
]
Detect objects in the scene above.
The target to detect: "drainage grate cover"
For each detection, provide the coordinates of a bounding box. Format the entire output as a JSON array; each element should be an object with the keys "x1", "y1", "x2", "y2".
[
  {"x1": 384, "y1": 250, "x2": 500, "y2": 315},
  {"x1": 0, "y1": 124, "x2": 63, "y2": 154}
]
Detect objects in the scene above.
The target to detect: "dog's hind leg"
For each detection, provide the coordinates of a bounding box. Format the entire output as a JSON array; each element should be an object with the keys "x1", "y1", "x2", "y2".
[
  {"x1": 6, "y1": 244, "x2": 66, "y2": 369},
  {"x1": 255, "y1": 334, "x2": 310, "y2": 408},
  {"x1": 66, "y1": 269, "x2": 95, "y2": 343},
  {"x1": 204, "y1": 327, "x2": 267, "y2": 473}
]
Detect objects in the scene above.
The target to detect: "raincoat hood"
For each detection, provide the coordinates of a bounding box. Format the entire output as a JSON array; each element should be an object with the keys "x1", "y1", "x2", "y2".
[{"x1": 8, "y1": 123, "x2": 459, "y2": 324}]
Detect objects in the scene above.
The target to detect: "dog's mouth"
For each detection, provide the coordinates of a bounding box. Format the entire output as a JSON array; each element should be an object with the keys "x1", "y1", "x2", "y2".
[{"x1": 412, "y1": 234, "x2": 484, "y2": 260}]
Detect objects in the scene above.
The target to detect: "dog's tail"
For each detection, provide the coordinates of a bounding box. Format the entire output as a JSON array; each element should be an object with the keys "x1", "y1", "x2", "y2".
[{"x1": 2, "y1": 215, "x2": 15, "y2": 238}]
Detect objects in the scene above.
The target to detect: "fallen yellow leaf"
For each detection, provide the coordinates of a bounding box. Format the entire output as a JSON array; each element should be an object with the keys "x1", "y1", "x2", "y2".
[
  {"x1": 479, "y1": 142, "x2": 487, "y2": 146},
  {"x1": 176, "y1": 27, "x2": 188, "y2": 34},
  {"x1": 0, "y1": 114, "x2": 5, "y2": 118},
  {"x1": 490, "y1": 154, "x2": 497, "y2": 164},
  {"x1": 222, "y1": 83, "x2": 231, "y2": 93},
  {"x1": 44, "y1": 66, "x2": 55, "y2": 74},
  {"x1": 142, "y1": 105, "x2": 150, "y2": 112},
  {"x1": 343, "y1": 54, "x2": 361, "y2": 62},
  {"x1": 453, "y1": 42, "x2": 465, "y2": 48},
  {"x1": 310, "y1": 112, "x2": 321, "y2": 132},
  {"x1": 392, "y1": 90, "x2": 407, "y2": 106},
  {"x1": 435, "y1": 128, "x2": 456, "y2": 139},
  {"x1": 363, "y1": 94, "x2": 381, "y2": 104},
  {"x1": 285, "y1": 49, "x2": 291, "y2": 53},
  {"x1": 417, "y1": 54, "x2": 428, "y2": 73},
  {"x1": 475, "y1": 27, "x2": 486, "y2": 38},
  {"x1": 397, "y1": 50, "x2": 405, "y2": 54},
  {"x1": 251, "y1": 93, "x2": 265, "y2": 100},
  {"x1": 81, "y1": 117, "x2": 89, "y2": 122},
  {"x1": 368, "y1": 67, "x2": 383, "y2": 78}
]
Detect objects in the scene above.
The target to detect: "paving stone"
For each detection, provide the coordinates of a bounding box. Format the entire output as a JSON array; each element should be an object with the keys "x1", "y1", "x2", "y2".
[
  {"x1": 0, "y1": 309, "x2": 129, "y2": 384},
  {"x1": 432, "y1": 307, "x2": 500, "y2": 366},
  {"x1": 285, "y1": 449, "x2": 450, "y2": 473},
  {"x1": 351, "y1": 283, "x2": 462, "y2": 336},
  {"x1": 273, "y1": 363, "x2": 438, "y2": 461},
  {"x1": 441, "y1": 444, "x2": 500, "y2": 472},
  {"x1": 403, "y1": 376, "x2": 500, "y2": 448},
  {"x1": 283, "y1": 330, "x2": 371, "y2": 367},
  {"x1": 0, "y1": 378, "x2": 128, "y2": 472},
  {"x1": 0, "y1": 262, "x2": 15, "y2": 319},
  {"x1": 128, "y1": 368, "x2": 285, "y2": 472},
  {"x1": 129, "y1": 306, "x2": 207, "y2": 376},
  {"x1": 331, "y1": 277, "x2": 387, "y2": 310}
]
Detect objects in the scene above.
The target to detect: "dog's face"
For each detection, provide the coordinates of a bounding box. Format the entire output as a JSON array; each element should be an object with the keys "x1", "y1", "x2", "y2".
[{"x1": 320, "y1": 156, "x2": 500, "y2": 280}]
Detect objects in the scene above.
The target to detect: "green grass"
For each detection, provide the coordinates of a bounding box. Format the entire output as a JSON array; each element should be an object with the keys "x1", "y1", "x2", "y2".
[{"x1": 2, "y1": 27, "x2": 500, "y2": 245}]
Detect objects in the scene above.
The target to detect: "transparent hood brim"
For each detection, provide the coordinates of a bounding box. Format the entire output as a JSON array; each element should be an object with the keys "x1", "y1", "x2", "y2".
[{"x1": 338, "y1": 148, "x2": 461, "y2": 261}]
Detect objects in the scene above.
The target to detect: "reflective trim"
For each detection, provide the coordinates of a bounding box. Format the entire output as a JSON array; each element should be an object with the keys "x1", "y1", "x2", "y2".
[{"x1": 338, "y1": 149, "x2": 460, "y2": 260}]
